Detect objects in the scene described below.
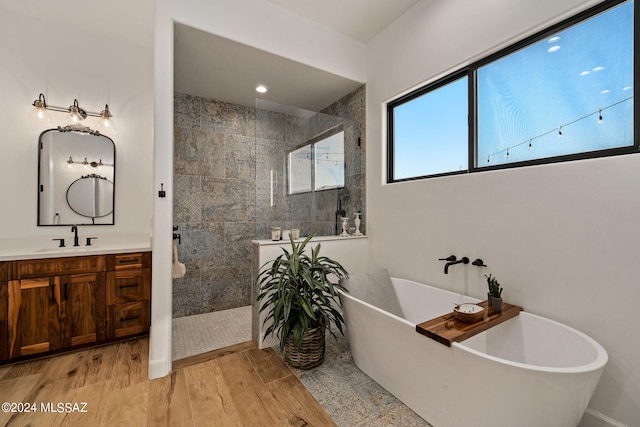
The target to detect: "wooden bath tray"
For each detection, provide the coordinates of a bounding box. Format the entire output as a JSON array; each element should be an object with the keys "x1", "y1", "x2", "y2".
[{"x1": 415, "y1": 301, "x2": 522, "y2": 347}]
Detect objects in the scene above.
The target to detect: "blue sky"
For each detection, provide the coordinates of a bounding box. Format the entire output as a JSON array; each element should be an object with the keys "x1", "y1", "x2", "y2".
[{"x1": 393, "y1": 0, "x2": 633, "y2": 179}]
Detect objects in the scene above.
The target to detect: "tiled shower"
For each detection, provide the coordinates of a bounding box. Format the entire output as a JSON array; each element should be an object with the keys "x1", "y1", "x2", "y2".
[{"x1": 172, "y1": 85, "x2": 365, "y2": 327}]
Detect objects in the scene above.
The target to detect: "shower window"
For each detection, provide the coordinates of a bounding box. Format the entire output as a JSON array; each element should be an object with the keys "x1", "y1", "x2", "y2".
[
  {"x1": 288, "y1": 128, "x2": 345, "y2": 194},
  {"x1": 288, "y1": 145, "x2": 312, "y2": 194},
  {"x1": 314, "y1": 130, "x2": 344, "y2": 191}
]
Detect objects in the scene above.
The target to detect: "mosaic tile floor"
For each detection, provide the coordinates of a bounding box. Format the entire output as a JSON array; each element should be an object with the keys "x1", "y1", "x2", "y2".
[
  {"x1": 288, "y1": 333, "x2": 433, "y2": 427},
  {"x1": 171, "y1": 305, "x2": 252, "y2": 360}
]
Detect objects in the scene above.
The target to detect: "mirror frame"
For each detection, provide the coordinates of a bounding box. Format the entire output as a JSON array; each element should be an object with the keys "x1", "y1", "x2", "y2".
[{"x1": 37, "y1": 125, "x2": 116, "y2": 226}]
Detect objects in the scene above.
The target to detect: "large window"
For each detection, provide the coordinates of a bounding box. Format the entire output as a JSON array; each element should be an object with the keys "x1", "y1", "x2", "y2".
[{"x1": 387, "y1": 0, "x2": 636, "y2": 182}]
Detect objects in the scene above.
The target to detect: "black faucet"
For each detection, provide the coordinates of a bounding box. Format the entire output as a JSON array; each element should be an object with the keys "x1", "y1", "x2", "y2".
[
  {"x1": 444, "y1": 256, "x2": 469, "y2": 274},
  {"x1": 71, "y1": 225, "x2": 79, "y2": 247}
]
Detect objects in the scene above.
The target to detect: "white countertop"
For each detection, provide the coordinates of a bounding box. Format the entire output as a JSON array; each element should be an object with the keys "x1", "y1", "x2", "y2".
[
  {"x1": 0, "y1": 233, "x2": 151, "y2": 261},
  {"x1": 252, "y1": 234, "x2": 367, "y2": 246}
]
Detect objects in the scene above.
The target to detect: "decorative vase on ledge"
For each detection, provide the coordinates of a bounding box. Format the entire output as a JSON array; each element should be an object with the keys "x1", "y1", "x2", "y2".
[{"x1": 354, "y1": 212, "x2": 363, "y2": 236}]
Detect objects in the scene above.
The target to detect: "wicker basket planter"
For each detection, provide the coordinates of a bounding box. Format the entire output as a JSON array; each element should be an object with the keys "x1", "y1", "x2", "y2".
[{"x1": 284, "y1": 326, "x2": 326, "y2": 370}]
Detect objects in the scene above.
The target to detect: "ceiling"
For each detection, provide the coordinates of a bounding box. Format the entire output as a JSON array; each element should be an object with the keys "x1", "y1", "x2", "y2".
[
  {"x1": 174, "y1": 0, "x2": 421, "y2": 112},
  {"x1": 174, "y1": 24, "x2": 364, "y2": 113},
  {"x1": 262, "y1": 0, "x2": 421, "y2": 43}
]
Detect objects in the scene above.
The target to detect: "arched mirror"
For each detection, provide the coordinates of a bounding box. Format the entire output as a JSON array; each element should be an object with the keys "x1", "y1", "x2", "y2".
[{"x1": 38, "y1": 126, "x2": 115, "y2": 225}]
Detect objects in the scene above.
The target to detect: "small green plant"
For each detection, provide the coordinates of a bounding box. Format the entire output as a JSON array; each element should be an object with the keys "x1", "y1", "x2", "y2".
[
  {"x1": 256, "y1": 234, "x2": 349, "y2": 351},
  {"x1": 485, "y1": 274, "x2": 503, "y2": 298}
]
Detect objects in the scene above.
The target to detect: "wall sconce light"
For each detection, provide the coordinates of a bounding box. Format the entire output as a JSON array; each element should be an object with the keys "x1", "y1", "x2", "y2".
[
  {"x1": 29, "y1": 93, "x2": 52, "y2": 123},
  {"x1": 30, "y1": 93, "x2": 116, "y2": 132}
]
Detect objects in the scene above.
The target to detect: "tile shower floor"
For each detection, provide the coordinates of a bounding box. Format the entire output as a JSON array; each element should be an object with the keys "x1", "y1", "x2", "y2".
[
  {"x1": 172, "y1": 306, "x2": 431, "y2": 426},
  {"x1": 171, "y1": 305, "x2": 252, "y2": 361}
]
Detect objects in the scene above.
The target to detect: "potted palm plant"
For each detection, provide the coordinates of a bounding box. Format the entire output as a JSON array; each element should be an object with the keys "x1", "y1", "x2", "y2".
[{"x1": 256, "y1": 235, "x2": 349, "y2": 369}]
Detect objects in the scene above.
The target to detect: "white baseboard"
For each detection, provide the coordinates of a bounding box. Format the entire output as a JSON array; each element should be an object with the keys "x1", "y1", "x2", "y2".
[
  {"x1": 581, "y1": 408, "x2": 629, "y2": 427},
  {"x1": 148, "y1": 357, "x2": 170, "y2": 380}
]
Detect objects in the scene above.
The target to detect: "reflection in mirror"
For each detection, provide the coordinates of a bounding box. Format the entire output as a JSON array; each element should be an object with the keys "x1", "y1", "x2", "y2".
[
  {"x1": 66, "y1": 174, "x2": 114, "y2": 218},
  {"x1": 38, "y1": 126, "x2": 115, "y2": 225}
]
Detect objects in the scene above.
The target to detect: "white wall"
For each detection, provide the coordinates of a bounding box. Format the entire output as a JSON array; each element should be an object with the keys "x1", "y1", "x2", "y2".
[
  {"x1": 366, "y1": 0, "x2": 639, "y2": 426},
  {"x1": 0, "y1": 6, "x2": 153, "y2": 240}
]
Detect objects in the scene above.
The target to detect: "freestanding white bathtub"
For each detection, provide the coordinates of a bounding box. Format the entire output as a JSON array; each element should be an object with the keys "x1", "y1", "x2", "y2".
[{"x1": 340, "y1": 273, "x2": 607, "y2": 427}]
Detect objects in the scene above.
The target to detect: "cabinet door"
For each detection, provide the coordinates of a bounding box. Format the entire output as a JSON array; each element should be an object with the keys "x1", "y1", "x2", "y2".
[
  {"x1": 60, "y1": 273, "x2": 106, "y2": 347},
  {"x1": 8, "y1": 278, "x2": 61, "y2": 358}
]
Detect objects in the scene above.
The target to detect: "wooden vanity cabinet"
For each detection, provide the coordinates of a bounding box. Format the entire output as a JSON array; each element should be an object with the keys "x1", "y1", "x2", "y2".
[{"x1": 1, "y1": 252, "x2": 150, "y2": 364}]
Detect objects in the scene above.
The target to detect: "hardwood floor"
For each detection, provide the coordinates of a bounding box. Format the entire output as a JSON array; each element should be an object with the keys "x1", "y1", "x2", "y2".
[{"x1": 0, "y1": 338, "x2": 336, "y2": 426}]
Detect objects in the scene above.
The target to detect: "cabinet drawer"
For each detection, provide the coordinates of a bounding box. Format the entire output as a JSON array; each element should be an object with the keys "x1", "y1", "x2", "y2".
[
  {"x1": 107, "y1": 253, "x2": 151, "y2": 271},
  {"x1": 16, "y1": 259, "x2": 58, "y2": 278},
  {"x1": 107, "y1": 301, "x2": 150, "y2": 339},
  {"x1": 106, "y1": 269, "x2": 150, "y2": 304},
  {"x1": 16, "y1": 256, "x2": 105, "y2": 279},
  {"x1": 57, "y1": 256, "x2": 105, "y2": 274}
]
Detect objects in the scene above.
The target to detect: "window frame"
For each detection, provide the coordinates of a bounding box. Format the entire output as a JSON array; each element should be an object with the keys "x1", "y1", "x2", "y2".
[
  {"x1": 387, "y1": 0, "x2": 638, "y2": 183},
  {"x1": 287, "y1": 125, "x2": 345, "y2": 195}
]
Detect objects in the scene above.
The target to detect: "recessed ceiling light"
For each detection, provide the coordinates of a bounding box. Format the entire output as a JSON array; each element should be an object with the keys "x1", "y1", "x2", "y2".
[{"x1": 256, "y1": 85, "x2": 267, "y2": 93}]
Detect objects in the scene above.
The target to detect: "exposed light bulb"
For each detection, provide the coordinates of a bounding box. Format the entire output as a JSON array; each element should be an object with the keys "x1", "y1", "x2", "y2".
[
  {"x1": 98, "y1": 104, "x2": 116, "y2": 133},
  {"x1": 66, "y1": 100, "x2": 85, "y2": 125},
  {"x1": 29, "y1": 94, "x2": 52, "y2": 123},
  {"x1": 82, "y1": 157, "x2": 89, "y2": 169},
  {"x1": 67, "y1": 156, "x2": 74, "y2": 168}
]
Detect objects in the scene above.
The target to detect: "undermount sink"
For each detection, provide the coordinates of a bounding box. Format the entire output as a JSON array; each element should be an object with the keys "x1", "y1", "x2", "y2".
[{"x1": 35, "y1": 246, "x2": 99, "y2": 253}]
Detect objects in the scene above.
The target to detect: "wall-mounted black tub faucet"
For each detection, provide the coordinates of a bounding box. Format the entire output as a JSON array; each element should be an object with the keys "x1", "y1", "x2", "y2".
[{"x1": 444, "y1": 256, "x2": 469, "y2": 274}]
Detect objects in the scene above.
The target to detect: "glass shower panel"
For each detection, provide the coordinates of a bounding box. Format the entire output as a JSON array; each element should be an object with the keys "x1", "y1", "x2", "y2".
[{"x1": 255, "y1": 99, "x2": 360, "y2": 240}]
